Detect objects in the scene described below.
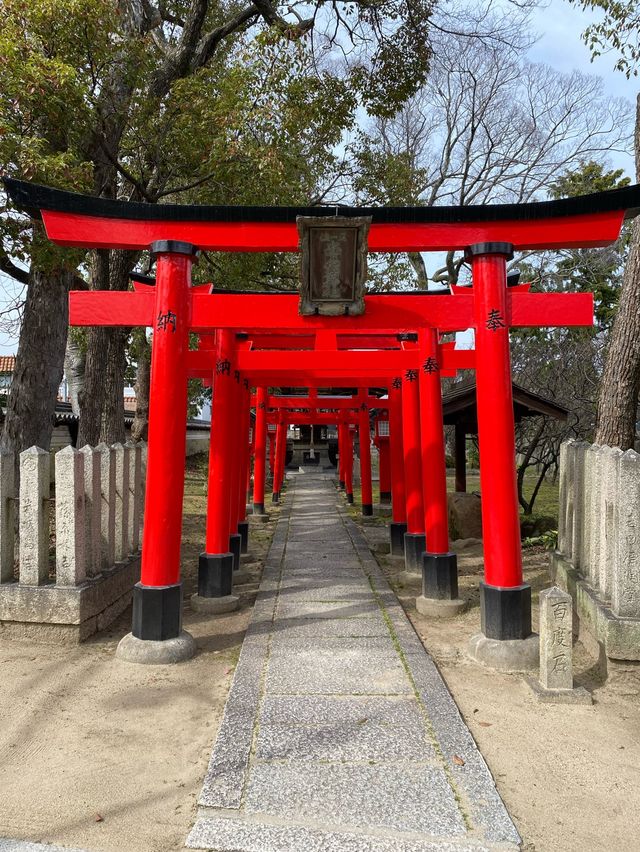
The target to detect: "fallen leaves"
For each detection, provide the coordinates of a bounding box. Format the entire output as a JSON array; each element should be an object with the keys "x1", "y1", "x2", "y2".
[{"x1": 452, "y1": 754, "x2": 465, "y2": 766}]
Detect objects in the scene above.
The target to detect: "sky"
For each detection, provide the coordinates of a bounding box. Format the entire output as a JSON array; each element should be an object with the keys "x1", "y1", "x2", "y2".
[{"x1": 0, "y1": 0, "x2": 636, "y2": 356}]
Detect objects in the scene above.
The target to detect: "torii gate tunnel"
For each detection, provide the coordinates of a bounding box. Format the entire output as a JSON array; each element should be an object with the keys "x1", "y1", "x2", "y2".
[{"x1": 6, "y1": 178, "x2": 640, "y2": 653}]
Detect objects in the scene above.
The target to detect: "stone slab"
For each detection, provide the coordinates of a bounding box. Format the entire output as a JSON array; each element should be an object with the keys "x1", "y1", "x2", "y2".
[
  {"x1": 186, "y1": 818, "x2": 497, "y2": 852},
  {"x1": 525, "y1": 677, "x2": 593, "y2": 705},
  {"x1": 0, "y1": 841, "x2": 88, "y2": 852},
  {"x1": 269, "y1": 615, "x2": 389, "y2": 639},
  {"x1": 551, "y1": 551, "x2": 640, "y2": 662},
  {"x1": 190, "y1": 473, "x2": 520, "y2": 851},
  {"x1": 276, "y1": 600, "x2": 380, "y2": 619},
  {"x1": 255, "y1": 719, "x2": 436, "y2": 762},
  {"x1": 265, "y1": 644, "x2": 411, "y2": 695},
  {"x1": 259, "y1": 694, "x2": 425, "y2": 727},
  {"x1": 244, "y1": 763, "x2": 467, "y2": 837}
]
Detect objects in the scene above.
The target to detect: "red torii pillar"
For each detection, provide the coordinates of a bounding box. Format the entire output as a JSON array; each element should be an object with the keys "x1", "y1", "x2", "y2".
[
  {"x1": 252, "y1": 387, "x2": 268, "y2": 516},
  {"x1": 358, "y1": 397, "x2": 373, "y2": 516},
  {"x1": 416, "y1": 328, "x2": 465, "y2": 616},
  {"x1": 227, "y1": 369, "x2": 243, "y2": 576},
  {"x1": 237, "y1": 383, "x2": 251, "y2": 553},
  {"x1": 272, "y1": 417, "x2": 287, "y2": 502},
  {"x1": 344, "y1": 423, "x2": 355, "y2": 503},
  {"x1": 131, "y1": 241, "x2": 197, "y2": 649},
  {"x1": 400, "y1": 339, "x2": 426, "y2": 573},
  {"x1": 388, "y1": 380, "x2": 407, "y2": 556},
  {"x1": 373, "y1": 415, "x2": 391, "y2": 505},
  {"x1": 338, "y1": 423, "x2": 347, "y2": 489},
  {"x1": 467, "y1": 242, "x2": 530, "y2": 642},
  {"x1": 196, "y1": 328, "x2": 238, "y2": 611}
]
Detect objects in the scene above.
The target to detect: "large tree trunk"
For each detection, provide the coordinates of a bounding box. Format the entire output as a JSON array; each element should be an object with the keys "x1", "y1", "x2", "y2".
[
  {"x1": 78, "y1": 249, "x2": 136, "y2": 447},
  {"x1": 595, "y1": 94, "x2": 640, "y2": 449},
  {"x1": 131, "y1": 330, "x2": 151, "y2": 441},
  {"x1": 1, "y1": 264, "x2": 73, "y2": 453},
  {"x1": 64, "y1": 331, "x2": 86, "y2": 416}
]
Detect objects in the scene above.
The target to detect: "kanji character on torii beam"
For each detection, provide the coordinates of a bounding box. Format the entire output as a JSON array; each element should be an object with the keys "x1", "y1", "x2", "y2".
[{"x1": 5, "y1": 176, "x2": 638, "y2": 669}]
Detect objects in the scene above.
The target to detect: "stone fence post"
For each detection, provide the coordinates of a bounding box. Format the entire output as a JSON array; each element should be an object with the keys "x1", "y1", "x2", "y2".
[
  {"x1": 19, "y1": 447, "x2": 50, "y2": 585},
  {"x1": 114, "y1": 443, "x2": 130, "y2": 561},
  {"x1": 612, "y1": 449, "x2": 640, "y2": 618},
  {"x1": 55, "y1": 446, "x2": 86, "y2": 586},
  {"x1": 0, "y1": 451, "x2": 15, "y2": 583},
  {"x1": 558, "y1": 439, "x2": 573, "y2": 559},
  {"x1": 130, "y1": 442, "x2": 142, "y2": 552},
  {"x1": 599, "y1": 446, "x2": 622, "y2": 600},
  {"x1": 98, "y1": 442, "x2": 116, "y2": 572},
  {"x1": 80, "y1": 445, "x2": 101, "y2": 578},
  {"x1": 570, "y1": 442, "x2": 587, "y2": 571}
]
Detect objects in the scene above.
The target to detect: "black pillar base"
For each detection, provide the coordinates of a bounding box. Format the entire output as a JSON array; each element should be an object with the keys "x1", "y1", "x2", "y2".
[
  {"x1": 198, "y1": 552, "x2": 234, "y2": 598},
  {"x1": 404, "y1": 532, "x2": 426, "y2": 573},
  {"x1": 339, "y1": 479, "x2": 345, "y2": 490},
  {"x1": 272, "y1": 492, "x2": 280, "y2": 504},
  {"x1": 253, "y1": 501, "x2": 266, "y2": 515},
  {"x1": 423, "y1": 552, "x2": 458, "y2": 600},
  {"x1": 390, "y1": 522, "x2": 407, "y2": 556},
  {"x1": 379, "y1": 491, "x2": 392, "y2": 504},
  {"x1": 480, "y1": 581, "x2": 532, "y2": 640},
  {"x1": 238, "y1": 521, "x2": 249, "y2": 554},
  {"x1": 347, "y1": 492, "x2": 354, "y2": 504},
  {"x1": 229, "y1": 533, "x2": 242, "y2": 572},
  {"x1": 362, "y1": 504, "x2": 373, "y2": 516},
  {"x1": 132, "y1": 582, "x2": 182, "y2": 641}
]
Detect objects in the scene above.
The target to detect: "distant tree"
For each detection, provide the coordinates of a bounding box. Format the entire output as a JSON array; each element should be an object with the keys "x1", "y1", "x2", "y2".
[
  {"x1": 352, "y1": 24, "x2": 632, "y2": 289},
  {"x1": 508, "y1": 160, "x2": 630, "y2": 512},
  {"x1": 1, "y1": 0, "x2": 435, "y2": 452},
  {"x1": 566, "y1": 0, "x2": 640, "y2": 448}
]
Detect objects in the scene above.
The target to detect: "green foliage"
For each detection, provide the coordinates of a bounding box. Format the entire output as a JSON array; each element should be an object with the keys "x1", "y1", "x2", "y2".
[
  {"x1": 539, "y1": 161, "x2": 631, "y2": 330},
  {"x1": 570, "y1": 0, "x2": 640, "y2": 76}
]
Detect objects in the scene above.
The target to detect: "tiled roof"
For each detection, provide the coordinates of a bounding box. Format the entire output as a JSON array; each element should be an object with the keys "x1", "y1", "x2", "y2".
[{"x1": 0, "y1": 356, "x2": 15, "y2": 374}]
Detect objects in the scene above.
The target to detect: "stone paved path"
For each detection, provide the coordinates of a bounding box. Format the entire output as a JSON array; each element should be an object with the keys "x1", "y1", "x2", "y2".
[{"x1": 187, "y1": 473, "x2": 521, "y2": 851}]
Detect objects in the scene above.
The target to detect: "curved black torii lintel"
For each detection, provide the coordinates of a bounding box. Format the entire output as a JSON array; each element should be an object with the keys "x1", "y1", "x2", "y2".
[
  {"x1": 3, "y1": 177, "x2": 639, "y2": 252},
  {"x1": 4, "y1": 176, "x2": 640, "y2": 223}
]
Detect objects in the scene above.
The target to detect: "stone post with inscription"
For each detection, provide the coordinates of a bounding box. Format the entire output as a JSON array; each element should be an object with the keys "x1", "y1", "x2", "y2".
[
  {"x1": 570, "y1": 442, "x2": 587, "y2": 571},
  {"x1": 600, "y1": 446, "x2": 622, "y2": 600},
  {"x1": 18, "y1": 447, "x2": 50, "y2": 586},
  {"x1": 612, "y1": 449, "x2": 640, "y2": 618},
  {"x1": 80, "y1": 445, "x2": 101, "y2": 577},
  {"x1": 527, "y1": 586, "x2": 591, "y2": 703},
  {"x1": 0, "y1": 451, "x2": 15, "y2": 583}
]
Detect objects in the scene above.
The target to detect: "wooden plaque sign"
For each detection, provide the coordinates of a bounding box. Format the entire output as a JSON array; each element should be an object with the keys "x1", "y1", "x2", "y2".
[{"x1": 298, "y1": 216, "x2": 371, "y2": 316}]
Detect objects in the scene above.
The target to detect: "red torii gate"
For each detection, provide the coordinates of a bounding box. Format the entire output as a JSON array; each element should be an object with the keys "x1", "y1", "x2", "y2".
[{"x1": 5, "y1": 177, "x2": 637, "y2": 663}]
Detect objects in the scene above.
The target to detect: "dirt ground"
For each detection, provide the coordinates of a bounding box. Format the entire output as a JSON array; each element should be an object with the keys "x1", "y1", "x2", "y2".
[
  {"x1": 0, "y1": 459, "x2": 278, "y2": 852},
  {"x1": 369, "y1": 530, "x2": 640, "y2": 852},
  {"x1": 2, "y1": 463, "x2": 639, "y2": 852}
]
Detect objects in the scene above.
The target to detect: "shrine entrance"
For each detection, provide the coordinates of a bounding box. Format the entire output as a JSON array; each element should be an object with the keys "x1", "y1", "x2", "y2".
[{"x1": 5, "y1": 176, "x2": 639, "y2": 667}]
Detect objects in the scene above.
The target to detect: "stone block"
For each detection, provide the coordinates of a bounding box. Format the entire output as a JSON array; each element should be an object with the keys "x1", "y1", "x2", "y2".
[
  {"x1": 113, "y1": 443, "x2": 129, "y2": 562},
  {"x1": 244, "y1": 764, "x2": 466, "y2": 838},
  {"x1": 0, "y1": 451, "x2": 15, "y2": 583},
  {"x1": 557, "y1": 440, "x2": 569, "y2": 555},
  {"x1": 19, "y1": 446, "x2": 50, "y2": 585},
  {"x1": 612, "y1": 449, "x2": 640, "y2": 618},
  {"x1": 125, "y1": 440, "x2": 137, "y2": 553},
  {"x1": 570, "y1": 441, "x2": 588, "y2": 570},
  {"x1": 447, "y1": 491, "x2": 482, "y2": 540},
  {"x1": 564, "y1": 440, "x2": 576, "y2": 563},
  {"x1": 584, "y1": 444, "x2": 603, "y2": 588},
  {"x1": 131, "y1": 442, "x2": 142, "y2": 551},
  {"x1": 599, "y1": 446, "x2": 622, "y2": 600},
  {"x1": 97, "y1": 442, "x2": 115, "y2": 571},
  {"x1": 79, "y1": 446, "x2": 101, "y2": 577},
  {"x1": 55, "y1": 446, "x2": 86, "y2": 586},
  {"x1": 539, "y1": 586, "x2": 573, "y2": 690}
]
